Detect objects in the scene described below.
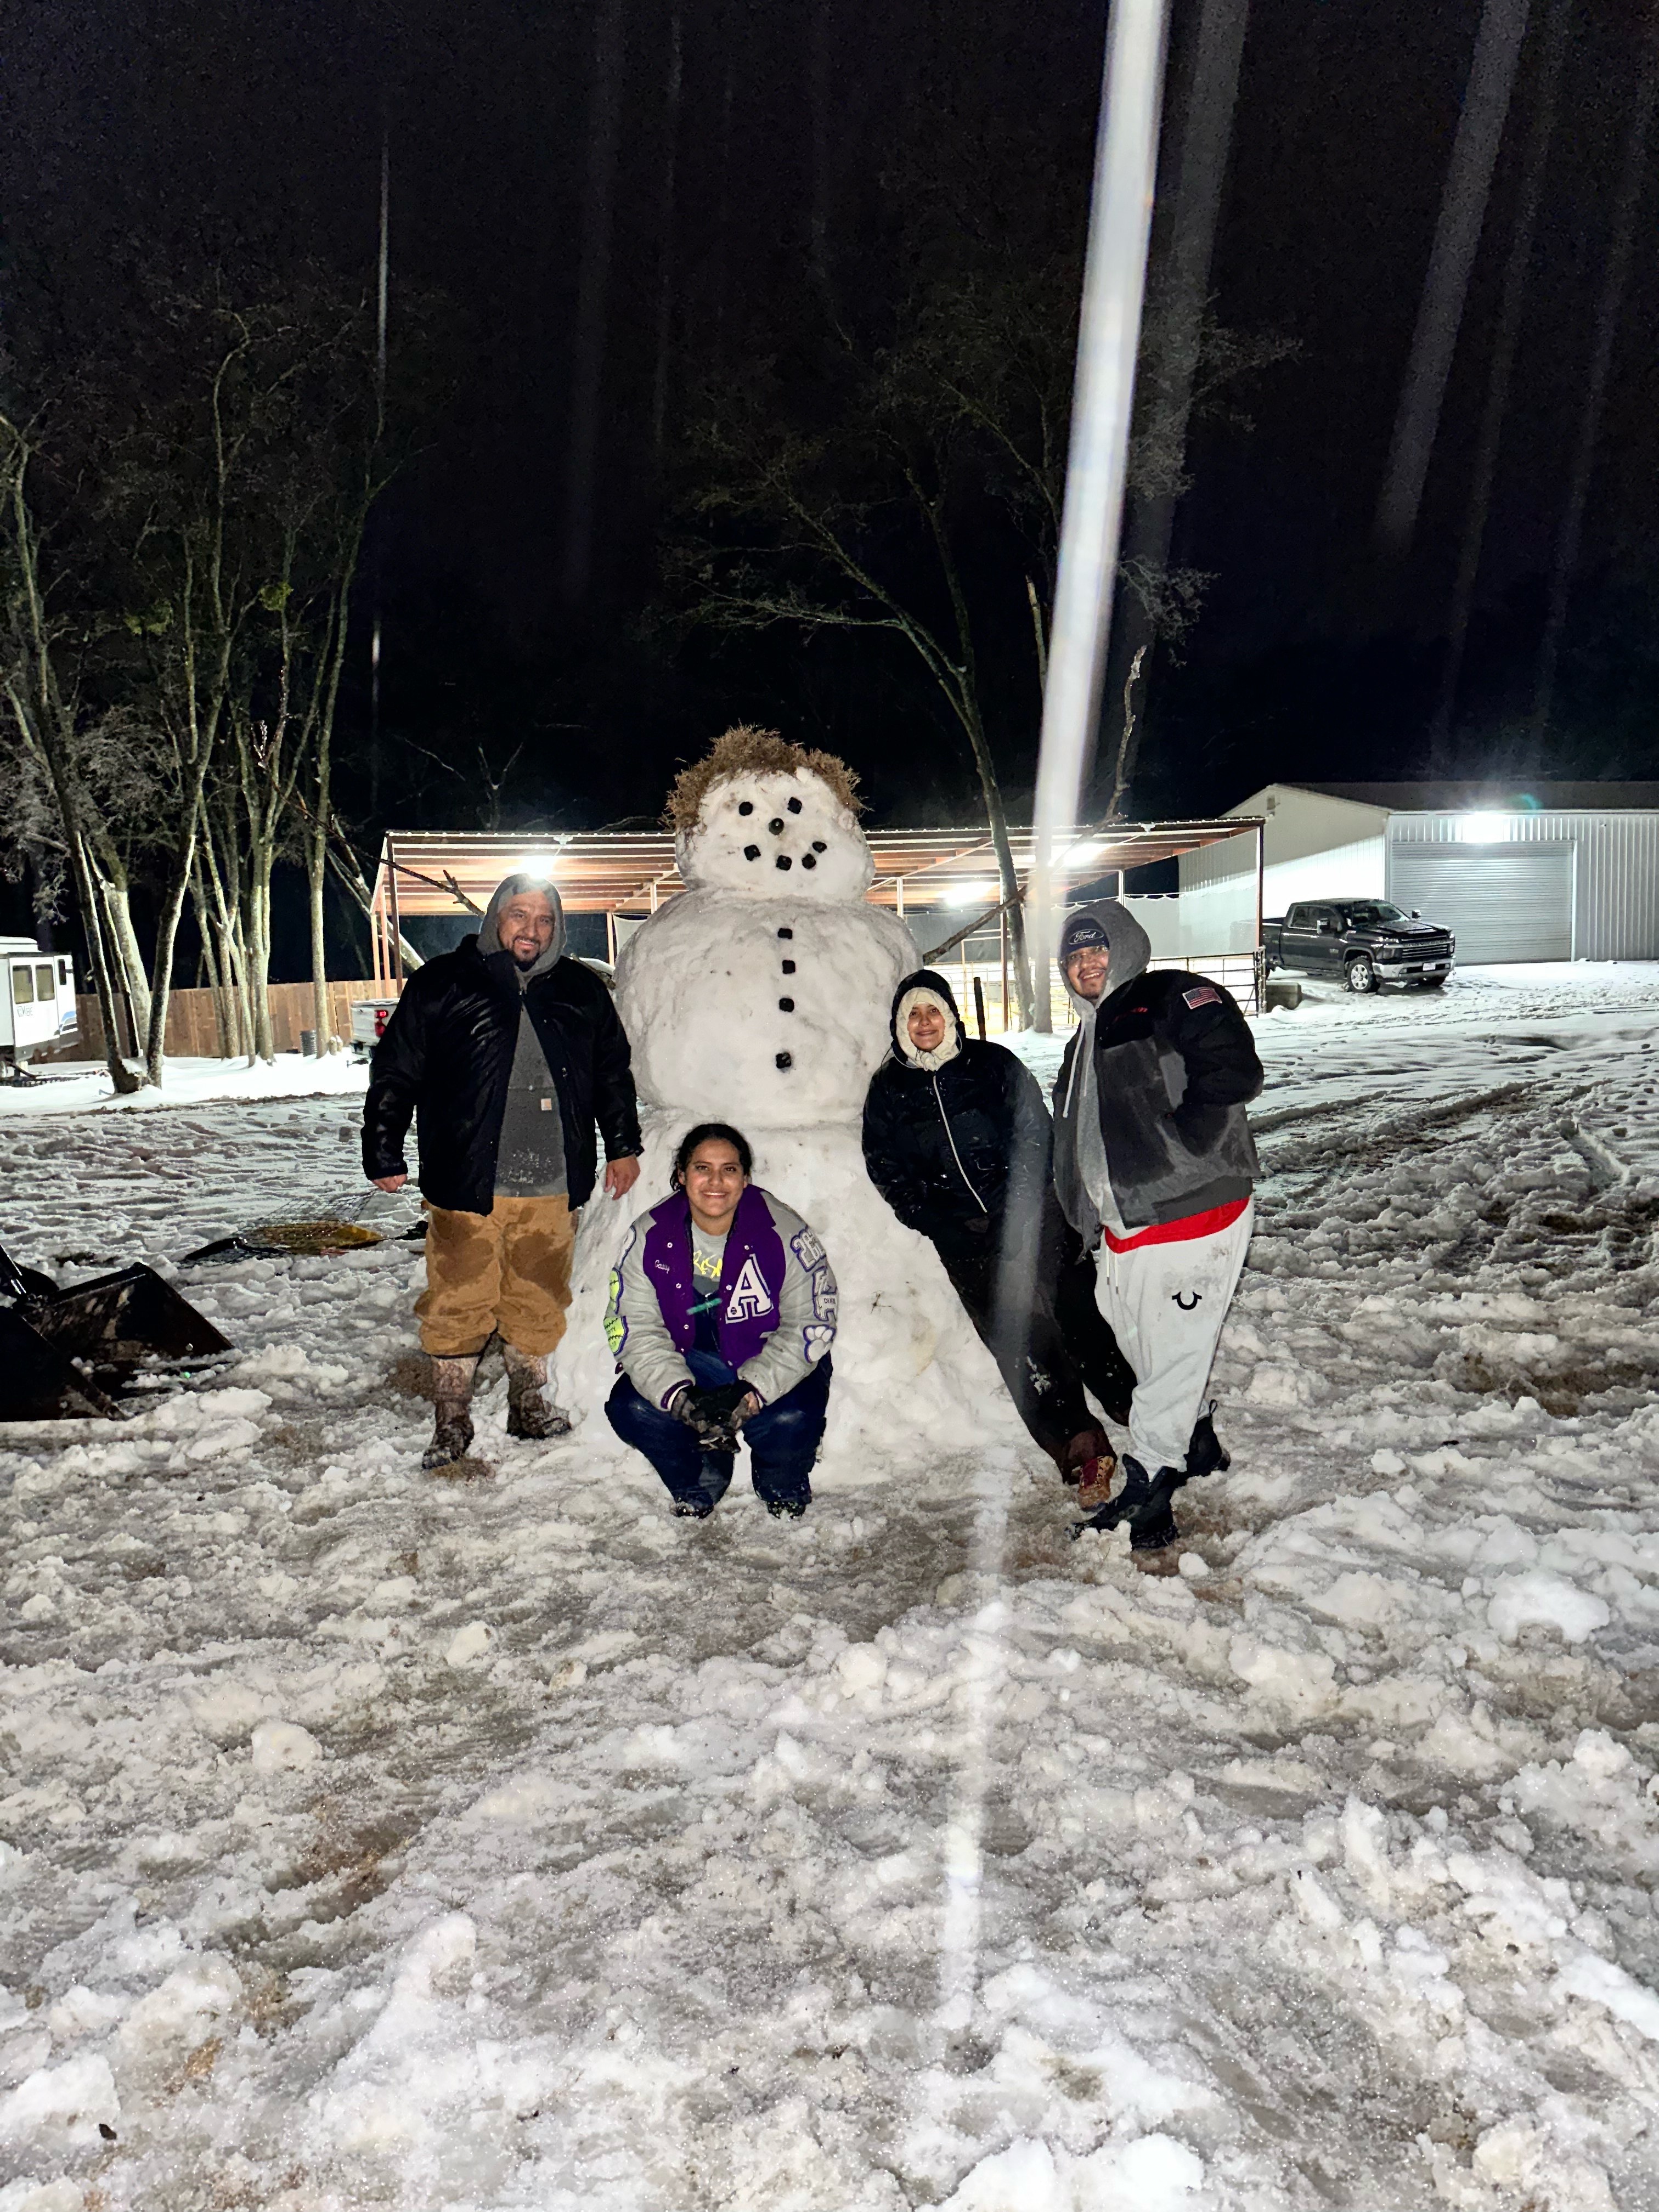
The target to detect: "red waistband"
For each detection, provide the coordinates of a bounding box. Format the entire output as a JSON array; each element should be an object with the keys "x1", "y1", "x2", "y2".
[{"x1": 1101, "y1": 1196, "x2": 1250, "y2": 1254}]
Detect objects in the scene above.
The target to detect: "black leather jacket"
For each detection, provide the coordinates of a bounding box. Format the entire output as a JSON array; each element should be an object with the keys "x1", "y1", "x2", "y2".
[
  {"x1": 362, "y1": 938, "x2": 641, "y2": 1214},
  {"x1": 861, "y1": 969, "x2": 1051, "y2": 1256}
]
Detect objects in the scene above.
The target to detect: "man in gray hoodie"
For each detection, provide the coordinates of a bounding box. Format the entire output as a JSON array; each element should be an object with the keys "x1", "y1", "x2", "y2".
[
  {"x1": 1051, "y1": 901, "x2": 1262, "y2": 1549},
  {"x1": 363, "y1": 872, "x2": 641, "y2": 1466}
]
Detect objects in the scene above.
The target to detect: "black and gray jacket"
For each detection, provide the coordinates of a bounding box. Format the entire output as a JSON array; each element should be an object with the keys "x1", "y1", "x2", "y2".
[
  {"x1": 1052, "y1": 902, "x2": 1262, "y2": 1240},
  {"x1": 362, "y1": 874, "x2": 641, "y2": 1215},
  {"x1": 861, "y1": 969, "x2": 1051, "y2": 1256}
]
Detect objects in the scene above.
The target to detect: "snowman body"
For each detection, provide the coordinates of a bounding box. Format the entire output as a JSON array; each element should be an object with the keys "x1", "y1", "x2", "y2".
[
  {"x1": 619, "y1": 887, "x2": 916, "y2": 1128},
  {"x1": 554, "y1": 765, "x2": 1018, "y2": 1469}
]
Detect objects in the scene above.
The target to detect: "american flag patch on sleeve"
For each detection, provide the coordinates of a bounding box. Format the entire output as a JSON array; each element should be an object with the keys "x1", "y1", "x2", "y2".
[{"x1": 1182, "y1": 985, "x2": 1222, "y2": 1009}]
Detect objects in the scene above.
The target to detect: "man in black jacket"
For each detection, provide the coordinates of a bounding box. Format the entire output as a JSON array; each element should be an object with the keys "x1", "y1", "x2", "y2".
[
  {"x1": 1053, "y1": 902, "x2": 1262, "y2": 1550},
  {"x1": 363, "y1": 872, "x2": 641, "y2": 1466},
  {"x1": 862, "y1": 968, "x2": 1134, "y2": 1484}
]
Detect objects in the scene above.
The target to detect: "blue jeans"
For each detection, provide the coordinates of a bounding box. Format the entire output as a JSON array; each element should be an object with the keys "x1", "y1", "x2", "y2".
[{"x1": 606, "y1": 1350, "x2": 832, "y2": 1510}]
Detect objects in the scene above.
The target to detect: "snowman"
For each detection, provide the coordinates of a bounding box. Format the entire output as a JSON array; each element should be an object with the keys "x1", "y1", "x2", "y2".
[{"x1": 555, "y1": 727, "x2": 1011, "y2": 1465}]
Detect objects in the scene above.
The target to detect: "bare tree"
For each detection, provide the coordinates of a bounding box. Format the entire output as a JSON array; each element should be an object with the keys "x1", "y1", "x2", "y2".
[{"x1": 0, "y1": 410, "x2": 143, "y2": 1091}]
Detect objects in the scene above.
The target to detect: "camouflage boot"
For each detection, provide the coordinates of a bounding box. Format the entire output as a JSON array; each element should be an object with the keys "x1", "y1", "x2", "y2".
[
  {"x1": 423, "y1": 1355, "x2": 479, "y2": 1469},
  {"x1": 503, "y1": 1345, "x2": 572, "y2": 1441}
]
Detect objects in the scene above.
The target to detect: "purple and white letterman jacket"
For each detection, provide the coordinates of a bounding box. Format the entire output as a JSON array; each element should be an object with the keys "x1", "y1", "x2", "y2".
[{"x1": 605, "y1": 1183, "x2": 838, "y2": 1409}]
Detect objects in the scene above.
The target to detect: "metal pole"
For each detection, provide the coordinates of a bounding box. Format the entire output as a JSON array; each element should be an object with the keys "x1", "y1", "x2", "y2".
[
  {"x1": 1030, "y1": 0, "x2": 1172, "y2": 1008},
  {"x1": 370, "y1": 128, "x2": 390, "y2": 806},
  {"x1": 1254, "y1": 820, "x2": 1265, "y2": 1011},
  {"x1": 388, "y1": 847, "x2": 404, "y2": 986}
]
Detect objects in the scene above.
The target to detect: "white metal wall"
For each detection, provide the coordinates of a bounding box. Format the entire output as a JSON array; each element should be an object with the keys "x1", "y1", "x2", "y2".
[
  {"x1": 1180, "y1": 789, "x2": 1385, "y2": 952},
  {"x1": 1386, "y1": 812, "x2": 1659, "y2": 961}
]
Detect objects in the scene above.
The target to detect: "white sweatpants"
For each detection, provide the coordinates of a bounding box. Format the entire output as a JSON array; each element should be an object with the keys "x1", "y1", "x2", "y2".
[{"x1": 1092, "y1": 1201, "x2": 1254, "y2": 1474}]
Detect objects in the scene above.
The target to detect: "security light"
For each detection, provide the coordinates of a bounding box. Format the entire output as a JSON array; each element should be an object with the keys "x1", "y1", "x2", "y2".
[{"x1": 1458, "y1": 813, "x2": 1511, "y2": 843}]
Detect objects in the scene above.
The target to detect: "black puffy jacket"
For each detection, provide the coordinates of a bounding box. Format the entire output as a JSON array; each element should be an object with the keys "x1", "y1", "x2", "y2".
[
  {"x1": 362, "y1": 938, "x2": 642, "y2": 1214},
  {"x1": 861, "y1": 969, "x2": 1051, "y2": 1255}
]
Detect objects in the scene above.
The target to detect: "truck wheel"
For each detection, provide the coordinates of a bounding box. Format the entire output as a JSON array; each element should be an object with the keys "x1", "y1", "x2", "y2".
[{"x1": 1345, "y1": 955, "x2": 1378, "y2": 994}]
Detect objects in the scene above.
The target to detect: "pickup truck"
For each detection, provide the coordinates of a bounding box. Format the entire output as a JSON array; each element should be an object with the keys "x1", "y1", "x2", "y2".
[{"x1": 1262, "y1": 901, "x2": 1455, "y2": 993}]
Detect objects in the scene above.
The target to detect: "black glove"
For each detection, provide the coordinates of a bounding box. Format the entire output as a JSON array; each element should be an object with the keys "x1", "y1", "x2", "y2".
[{"x1": 673, "y1": 1382, "x2": 752, "y2": 1450}]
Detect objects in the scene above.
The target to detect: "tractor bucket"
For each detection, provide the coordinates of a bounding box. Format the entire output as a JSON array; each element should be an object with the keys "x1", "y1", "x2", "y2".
[
  {"x1": 22, "y1": 1263, "x2": 232, "y2": 1374},
  {"x1": 1, "y1": 1238, "x2": 232, "y2": 1418},
  {"x1": 0, "y1": 1305, "x2": 123, "y2": 1421}
]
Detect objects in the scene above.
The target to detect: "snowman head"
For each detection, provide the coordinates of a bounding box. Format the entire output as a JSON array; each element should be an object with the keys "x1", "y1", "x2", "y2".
[{"x1": 668, "y1": 727, "x2": 873, "y2": 900}]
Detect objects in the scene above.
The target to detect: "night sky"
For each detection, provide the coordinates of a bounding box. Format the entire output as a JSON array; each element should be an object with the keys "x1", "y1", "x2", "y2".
[{"x1": 4, "y1": 0, "x2": 1656, "y2": 856}]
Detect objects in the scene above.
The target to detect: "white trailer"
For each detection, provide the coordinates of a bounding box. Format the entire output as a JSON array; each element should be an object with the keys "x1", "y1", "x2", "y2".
[{"x1": 1, "y1": 938, "x2": 78, "y2": 1070}]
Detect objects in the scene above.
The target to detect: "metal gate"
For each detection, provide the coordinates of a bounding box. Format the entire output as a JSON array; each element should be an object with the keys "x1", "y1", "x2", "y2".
[{"x1": 1388, "y1": 844, "x2": 1575, "y2": 963}]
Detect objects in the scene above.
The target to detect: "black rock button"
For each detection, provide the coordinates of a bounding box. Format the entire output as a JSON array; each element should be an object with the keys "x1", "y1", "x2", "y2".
[
  {"x1": 779, "y1": 997, "x2": 794, "y2": 1011},
  {"x1": 788, "y1": 797, "x2": 803, "y2": 812},
  {"x1": 776, "y1": 1051, "x2": 792, "y2": 1069},
  {"x1": 781, "y1": 959, "x2": 795, "y2": 973},
  {"x1": 744, "y1": 844, "x2": 760, "y2": 860},
  {"x1": 776, "y1": 854, "x2": 793, "y2": 870},
  {"x1": 769, "y1": 817, "x2": 785, "y2": 834},
  {"x1": 811, "y1": 840, "x2": 827, "y2": 852},
  {"x1": 801, "y1": 854, "x2": 817, "y2": 869},
  {"x1": 738, "y1": 800, "x2": 754, "y2": 815},
  {"x1": 777, "y1": 926, "x2": 793, "y2": 938}
]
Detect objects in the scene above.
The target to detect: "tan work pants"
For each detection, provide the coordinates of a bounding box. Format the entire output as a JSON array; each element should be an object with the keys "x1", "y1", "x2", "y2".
[{"x1": 416, "y1": 1195, "x2": 577, "y2": 1357}]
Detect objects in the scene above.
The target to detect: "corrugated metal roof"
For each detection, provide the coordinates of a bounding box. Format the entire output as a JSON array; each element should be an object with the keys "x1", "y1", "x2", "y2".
[
  {"x1": 1294, "y1": 781, "x2": 1659, "y2": 811},
  {"x1": 370, "y1": 820, "x2": 1262, "y2": 918}
]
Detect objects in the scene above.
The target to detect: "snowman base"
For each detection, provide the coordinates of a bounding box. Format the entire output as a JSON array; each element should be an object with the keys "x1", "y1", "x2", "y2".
[{"x1": 555, "y1": 1110, "x2": 1020, "y2": 1476}]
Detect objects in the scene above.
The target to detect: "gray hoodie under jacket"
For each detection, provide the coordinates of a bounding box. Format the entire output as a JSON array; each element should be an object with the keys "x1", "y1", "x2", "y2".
[
  {"x1": 1052, "y1": 900, "x2": 1262, "y2": 1241},
  {"x1": 479, "y1": 873, "x2": 569, "y2": 1198}
]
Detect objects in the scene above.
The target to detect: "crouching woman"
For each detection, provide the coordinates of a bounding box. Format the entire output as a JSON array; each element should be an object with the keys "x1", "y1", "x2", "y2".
[{"x1": 603, "y1": 1124, "x2": 837, "y2": 1520}]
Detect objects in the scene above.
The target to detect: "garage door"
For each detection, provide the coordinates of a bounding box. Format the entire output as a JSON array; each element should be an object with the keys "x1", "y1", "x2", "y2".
[{"x1": 1389, "y1": 846, "x2": 1574, "y2": 963}]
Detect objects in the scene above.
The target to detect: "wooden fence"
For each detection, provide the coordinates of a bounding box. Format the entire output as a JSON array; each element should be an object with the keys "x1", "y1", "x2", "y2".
[{"x1": 44, "y1": 979, "x2": 399, "y2": 1062}]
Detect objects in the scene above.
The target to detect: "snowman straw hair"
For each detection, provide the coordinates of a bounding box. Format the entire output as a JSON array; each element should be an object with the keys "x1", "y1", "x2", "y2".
[{"x1": 664, "y1": 725, "x2": 863, "y2": 832}]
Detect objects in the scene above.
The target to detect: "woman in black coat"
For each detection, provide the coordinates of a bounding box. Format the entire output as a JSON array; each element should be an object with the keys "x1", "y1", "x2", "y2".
[{"x1": 861, "y1": 969, "x2": 1133, "y2": 1488}]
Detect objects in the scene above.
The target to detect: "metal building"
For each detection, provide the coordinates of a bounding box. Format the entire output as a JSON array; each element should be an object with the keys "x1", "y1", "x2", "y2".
[{"x1": 1179, "y1": 783, "x2": 1659, "y2": 964}]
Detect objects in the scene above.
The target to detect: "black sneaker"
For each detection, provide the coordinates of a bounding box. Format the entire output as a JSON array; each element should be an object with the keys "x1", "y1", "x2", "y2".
[
  {"x1": 672, "y1": 1498, "x2": 715, "y2": 1520},
  {"x1": 765, "y1": 1496, "x2": 809, "y2": 1520}
]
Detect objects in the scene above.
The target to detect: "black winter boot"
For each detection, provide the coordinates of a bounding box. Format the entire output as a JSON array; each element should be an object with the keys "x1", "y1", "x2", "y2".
[
  {"x1": 1069, "y1": 1454, "x2": 1182, "y2": 1549},
  {"x1": 1185, "y1": 1403, "x2": 1231, "y2": 1482},
  {"x1": 423, "y1": 1355, "x2": 479, "y2": 1469},
  {"x1": 504, "y1": 1346, "x2": 572, "y2": 1440}
]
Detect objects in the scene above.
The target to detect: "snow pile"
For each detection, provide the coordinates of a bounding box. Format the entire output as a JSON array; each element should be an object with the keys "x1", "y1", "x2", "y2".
[{"x1": 1, "y1": 964, "x2": 1657, "y2": 2208}]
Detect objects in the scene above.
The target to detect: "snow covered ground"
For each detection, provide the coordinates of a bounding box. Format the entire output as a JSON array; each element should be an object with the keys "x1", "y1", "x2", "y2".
[{"x1": 3, "y1": 964, "x2": 1658, "y2": 2211}]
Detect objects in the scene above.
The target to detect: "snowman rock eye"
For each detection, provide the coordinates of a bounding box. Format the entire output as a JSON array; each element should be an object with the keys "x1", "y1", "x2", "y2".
[
  {"x1": 768, "y1": 817, "x2": 784, "y2": 834},
  {"x1": 787, "y1": 798, "x2": 802, "y2": 813},
  {"x1": 744, "y1": 844, "x2": 760, "y2": 860},
  {"x1": 775, "y1": 854, "x2": 793, "y2": 870},
  {"x1": 738, "y1": 801, "x2": 754, "y2": 816}
]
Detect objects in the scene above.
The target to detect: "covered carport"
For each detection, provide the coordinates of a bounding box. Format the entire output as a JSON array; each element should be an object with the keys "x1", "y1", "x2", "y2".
[{"x1": 368, "y1": 816, "x2": 1266, "y2": 1029}]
